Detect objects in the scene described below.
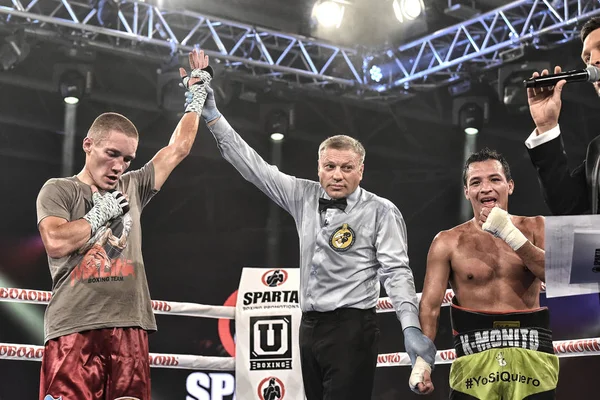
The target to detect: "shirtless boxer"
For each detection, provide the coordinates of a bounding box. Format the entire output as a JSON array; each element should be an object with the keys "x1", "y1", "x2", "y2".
[{"x1": 419, "y1": 148, "x2": 558, "y2": 399}]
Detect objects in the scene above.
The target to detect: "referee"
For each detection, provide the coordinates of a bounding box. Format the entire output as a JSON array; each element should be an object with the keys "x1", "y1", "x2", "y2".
[{"x1": 195, "y1": 84, "x2": 436, "y2": 398}]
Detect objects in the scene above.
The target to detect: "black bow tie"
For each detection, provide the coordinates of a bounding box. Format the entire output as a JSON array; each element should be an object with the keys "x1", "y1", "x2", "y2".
[{"x1": 319, "y1": 197, "x2": 347, "y2": 212}]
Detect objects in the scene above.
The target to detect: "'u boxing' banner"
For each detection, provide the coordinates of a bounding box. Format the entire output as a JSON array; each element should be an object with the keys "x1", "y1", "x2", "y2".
[{"x1": 235, "y1": 268, "x2": 304, "y2": 399}]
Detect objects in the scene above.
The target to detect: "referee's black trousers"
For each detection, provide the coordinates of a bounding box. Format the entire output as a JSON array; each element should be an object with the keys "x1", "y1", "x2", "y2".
[{"x1": 299, "y1": 307, "x2": 380, "y2": 400}]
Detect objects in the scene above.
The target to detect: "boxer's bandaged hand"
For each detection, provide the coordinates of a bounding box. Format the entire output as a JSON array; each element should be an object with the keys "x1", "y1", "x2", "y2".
[
  {"x1": 409, "y1": 356, "x2": 432, "y2": 394},
  {"x1": 482, "y1": 207, "x2": 528, "y2": 251},
  {"x1": 404, "y1": 327, "x2": 436, "y2": 366},
  {"x1": 83, "y1": 191, "x2": 124, "y2": 235},
  {"x1": 184, "y1": 84, "x2": 208, "y2": 115},
  {"x1": 182, "y1": 69, "x2": 211, "y2": 116},
  {"x1": 79, "y1": 211, "x2": 131, "y2": 255},
  {"x1": 404, "y1": 328, "x2": 435, "y2": 394},
  {"x1": 186, "y1": 85, "x2": 221, "y2": 122},
  {"x1": 181, "y1": 68, "x2": 212, "y2": 90},
  {"x1": 109, "y1": 190, "x2": 129, "y2": 214}
]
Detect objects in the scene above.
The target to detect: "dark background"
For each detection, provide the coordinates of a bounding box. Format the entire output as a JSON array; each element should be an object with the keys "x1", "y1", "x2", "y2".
[{"x1": 1, "y1": 0, "x2": 600, "y2": 398}]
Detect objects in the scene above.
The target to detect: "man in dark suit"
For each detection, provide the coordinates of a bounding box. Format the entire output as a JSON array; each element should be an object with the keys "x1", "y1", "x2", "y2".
[{"x1": 526, "y1": 17, "x2": 600, "y2": 215}]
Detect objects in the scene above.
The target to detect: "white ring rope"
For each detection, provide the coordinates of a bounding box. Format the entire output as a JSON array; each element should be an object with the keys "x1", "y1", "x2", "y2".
[
  {"x1": 0, "y1": 287, "x2": 234, "y2": 319},
  {"x1": 0, "y1": 282, "x2": 566, "y2": 372},
  {"x1": 0, "y1": 283, "x2": 545, "y2": 317},
  {"x1": 0, "y1": 342, "x2": 235, "y2": 370},
  {"x1": 0, "y1": 336, "x2": 597, "y2": 370},
  {"x1": 376, "y1": 337, "x2": 600, "y2": 367}
]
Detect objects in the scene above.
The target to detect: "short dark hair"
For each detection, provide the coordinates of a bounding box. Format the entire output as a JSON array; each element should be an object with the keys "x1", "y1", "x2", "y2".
[
  {"x1": 463, "y1": 148, "x2": 512, "y2": 185},
  {"x1": 87, "y1": 112, "x2": 139, "y2": 142},
  {"x1": 581, "y1": 17, "x2": 600, "y2": 42}
]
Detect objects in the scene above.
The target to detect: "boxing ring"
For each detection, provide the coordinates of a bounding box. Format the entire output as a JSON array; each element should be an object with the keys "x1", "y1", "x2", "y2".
[{"x1": 1, "y1": 285, "x2": 598, "y2": 372}]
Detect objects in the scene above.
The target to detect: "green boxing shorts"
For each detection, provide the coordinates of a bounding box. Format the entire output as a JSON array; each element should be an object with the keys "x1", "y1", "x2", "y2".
[{"x1": 449, "y1": 299, "x2": 559, "y2": 400}]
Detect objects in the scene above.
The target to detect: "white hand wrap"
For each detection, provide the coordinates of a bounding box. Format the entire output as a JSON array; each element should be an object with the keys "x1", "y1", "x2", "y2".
[
  {"x1": 183, "y1": 69, "x2": 212, "y2": 116},
  {"x1": 409, "y1": 356, "x2": 431, "y2": 393},
  {"x1": 110, "y1": 190, "x2": 130, "y2": 214},
  {"x1": 82, "y1": 191, "x2": 125, "y2": 235},
  {"x1": 482, "y1": 207, "x2": 528, "y2": 251}
]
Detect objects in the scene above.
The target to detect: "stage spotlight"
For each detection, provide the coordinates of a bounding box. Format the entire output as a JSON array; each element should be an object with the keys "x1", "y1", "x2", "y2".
[
  {"x1": 59, "y1": 70, "x2": 86, "y2": 104},
  {"x1": 265, "y1": 109, "x2": 289, "y2": 142},
  {"x1": 364, "y1": 55, "x2": 392, "y2": 87},
  {"x1": 312, "y1": 0, "x2": 346, "y2": 28},
  {"x1": 393, "y1": 0, "x2": 424, "y2": 23},
  {"x1": 369, "y1": 65, "x2": 383, "y2": 83},
  {"x1": 453, "y1": 96, "x2": 488, "y2": 135},
  {"x1": 53, "y1": 64, "x2": 93, "y2": 104},
  {"x1": 459, "y1": 103, "x2": 483, "y2": 135}
]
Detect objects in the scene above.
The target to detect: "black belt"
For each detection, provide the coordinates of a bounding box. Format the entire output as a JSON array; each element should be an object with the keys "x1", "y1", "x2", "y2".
[{"x1": 450, "y1": 299, "x2": 554, "y2": 357}]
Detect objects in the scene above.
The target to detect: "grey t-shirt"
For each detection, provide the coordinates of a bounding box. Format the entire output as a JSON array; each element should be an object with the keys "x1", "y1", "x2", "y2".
[{"x1": 36, "y1": 162, "x2": 158, "y2": 342}]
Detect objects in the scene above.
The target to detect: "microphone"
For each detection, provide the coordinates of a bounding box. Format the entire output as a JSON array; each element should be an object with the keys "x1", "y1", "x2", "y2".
[{"x1": 523, "y1": 65, "x2": 600, "y2": 88}]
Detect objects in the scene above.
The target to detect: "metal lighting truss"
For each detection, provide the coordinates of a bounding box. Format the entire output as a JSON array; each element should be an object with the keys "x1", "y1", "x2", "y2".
[
  {"x1": 0, "y1": 0, "x2": 599, "y2": 101},
  {"x1": 375, "y1": 0, "x2": 600, "y2": 92}
]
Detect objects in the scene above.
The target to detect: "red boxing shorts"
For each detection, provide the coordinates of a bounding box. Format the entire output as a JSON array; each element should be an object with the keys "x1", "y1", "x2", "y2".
[{"x1": 39, "y1": 327, "x2": 150, "y2": 400}]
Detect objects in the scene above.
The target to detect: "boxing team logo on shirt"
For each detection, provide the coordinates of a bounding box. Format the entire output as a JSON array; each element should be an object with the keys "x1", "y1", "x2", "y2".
[
  {"x1": 329, "y1": 223, "x2": 355, "y2": 252},
  {"x1": 70, "y1": 213, "x2": 136, "y2": 286}
]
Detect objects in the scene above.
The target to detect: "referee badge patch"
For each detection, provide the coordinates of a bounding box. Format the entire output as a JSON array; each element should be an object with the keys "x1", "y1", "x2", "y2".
[{"x1": 329, "y1": 223, "x2": 355, "y2": 252}]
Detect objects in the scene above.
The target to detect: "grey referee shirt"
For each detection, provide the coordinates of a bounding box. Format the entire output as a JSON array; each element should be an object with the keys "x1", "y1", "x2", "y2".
[{"x1": 209, "y1": 117, "x2": 420, "y2": 330}]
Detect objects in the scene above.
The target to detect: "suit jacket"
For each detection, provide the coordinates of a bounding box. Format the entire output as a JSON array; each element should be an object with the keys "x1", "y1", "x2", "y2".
[{"x1": 527, "y1": 135, "x2": 590, "y2": 215}]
